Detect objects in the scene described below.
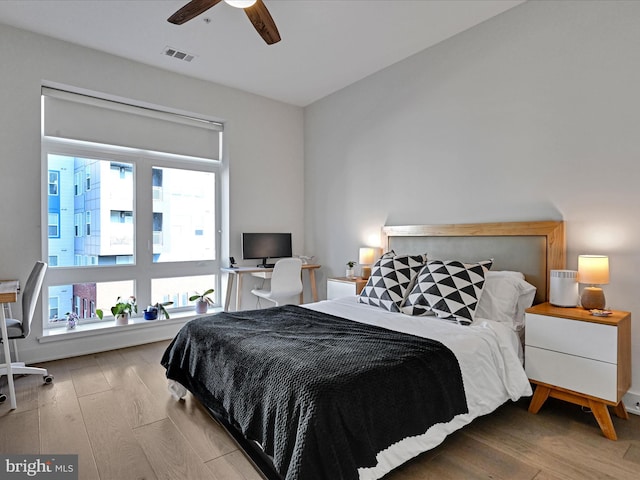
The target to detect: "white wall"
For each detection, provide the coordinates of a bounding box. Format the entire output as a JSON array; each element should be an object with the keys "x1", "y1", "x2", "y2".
[
  {"x1": 0, "y1": 23, "x2": 304, "y2": 361},
  {"x1": 304, "y1": 1, "x2": 640, "y2": 402}
]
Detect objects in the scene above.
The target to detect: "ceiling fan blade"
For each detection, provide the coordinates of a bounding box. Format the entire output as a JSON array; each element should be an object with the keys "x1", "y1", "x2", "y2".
[
  {"x1": 168, "y1": 0, "x2": 223, "y2": 25},
  {"x1": 244, "y1": 0, "x2": 281, "y2": 45}
]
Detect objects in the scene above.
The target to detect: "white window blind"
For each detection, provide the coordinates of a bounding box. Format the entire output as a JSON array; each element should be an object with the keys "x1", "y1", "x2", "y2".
[{"x1": 42, "y1": 87, "x2": 223, "y2": 160}]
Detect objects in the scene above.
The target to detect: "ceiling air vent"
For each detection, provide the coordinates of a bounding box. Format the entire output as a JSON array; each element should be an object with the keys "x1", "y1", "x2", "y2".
[{"x1": 162, "y1": 46, "x2": 195, "y2": 62}]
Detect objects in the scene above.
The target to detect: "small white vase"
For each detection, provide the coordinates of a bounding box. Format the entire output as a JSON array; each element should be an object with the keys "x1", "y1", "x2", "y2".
[
  {"x1": 115, "y1": 313, "x2": 129, "y2": 326},
  {"x1": 346, "y1": 268, "x2": 355, "y2": 279},
  {"x1": 195, "y1": 300, "x2": 208, "y2": 314}
]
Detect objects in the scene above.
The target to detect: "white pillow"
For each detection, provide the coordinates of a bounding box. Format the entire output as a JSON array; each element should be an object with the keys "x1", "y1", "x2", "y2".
[{"x1": 474, "y1": 271, "x2": 536, "y2": 329}]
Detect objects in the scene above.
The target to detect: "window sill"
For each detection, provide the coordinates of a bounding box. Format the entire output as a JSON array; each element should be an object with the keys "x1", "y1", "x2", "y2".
[{"x1": 38, "y1": 307, "x2": 223, "y2": 343}]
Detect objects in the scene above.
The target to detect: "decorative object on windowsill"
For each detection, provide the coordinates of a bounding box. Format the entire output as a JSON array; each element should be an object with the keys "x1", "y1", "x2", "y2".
[
  {"x1": 346, "y1": 261, "x2": 356, "y2": 279},
  {"x1": 144, "y1": 306, "x2": 158, "y2": 320},
  {"x1": 149, "y1": 301, "x2": 173, "y2": 320},
  {"x1": 189, "y1": 289, "x2": 214, "y2": 314},
  {"x1": 65, "y1": 312, "x2": 79, "y2": 330},
  {"x1": 359, "y1": 247, "x2": 381, "y2": 280},
  {"x1": 96, "y1": 296, "x2": 137, "y2": 326},
  {"x1": 578, "y1": 255, "x2": 610, "y2": 310}
]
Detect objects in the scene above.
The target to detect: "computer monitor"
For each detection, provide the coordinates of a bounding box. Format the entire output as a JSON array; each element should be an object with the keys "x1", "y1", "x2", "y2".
[{"x1": 242, "y1": 233, "x2": 293, "y2": 268}]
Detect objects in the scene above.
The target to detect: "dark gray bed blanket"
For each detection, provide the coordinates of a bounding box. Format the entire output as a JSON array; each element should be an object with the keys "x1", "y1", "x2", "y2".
[{"x1": 161, "y1": 305, "x2": 467, "y2": 480}]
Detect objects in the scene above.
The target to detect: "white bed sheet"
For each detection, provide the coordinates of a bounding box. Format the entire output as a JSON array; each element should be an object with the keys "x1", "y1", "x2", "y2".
[{"x1": 303, "y1": 296, "x2": 532, "y2": 480}]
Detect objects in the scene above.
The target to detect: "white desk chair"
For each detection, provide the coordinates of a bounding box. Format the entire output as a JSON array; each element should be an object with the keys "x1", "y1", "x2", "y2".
[
  {"x1": 0, "y1": 262, "x2": 53, "y2": 408},
  {"x1": 251, "y1": 258, "x2": 303, "y2": 307}
]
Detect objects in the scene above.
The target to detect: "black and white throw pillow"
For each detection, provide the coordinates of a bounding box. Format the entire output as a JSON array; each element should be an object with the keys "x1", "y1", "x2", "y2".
[
  {"x1": 401, "y1": 259, "x2": 492, "y2": 324},
  {"x1": 358, "y1": 251, "x2": 427, "y2": 312}
]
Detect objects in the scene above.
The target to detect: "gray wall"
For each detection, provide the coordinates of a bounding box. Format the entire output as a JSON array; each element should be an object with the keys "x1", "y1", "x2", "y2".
[
  {"x1": 0, "y1": 23, "x2": 304, "y2": 361},
  {"x1": 305, "y1": 1, "x2": 640, "y2": 401}
]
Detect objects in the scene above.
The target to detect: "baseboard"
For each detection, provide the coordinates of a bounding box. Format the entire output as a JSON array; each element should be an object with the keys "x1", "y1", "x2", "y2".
[{"x1": 623, "y1": 391, "x2": 640, "y2": 415}]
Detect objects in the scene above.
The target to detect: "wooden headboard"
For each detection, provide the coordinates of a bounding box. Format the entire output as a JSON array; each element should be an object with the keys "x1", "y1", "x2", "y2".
[{"x1": 381, "y1": 221, "x2": 565, "y2": 304}]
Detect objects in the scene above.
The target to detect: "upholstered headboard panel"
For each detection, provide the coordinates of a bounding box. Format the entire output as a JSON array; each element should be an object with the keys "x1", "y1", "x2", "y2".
[{"x1": 381, "y1": 221, "x2": 565, "y2": 305}]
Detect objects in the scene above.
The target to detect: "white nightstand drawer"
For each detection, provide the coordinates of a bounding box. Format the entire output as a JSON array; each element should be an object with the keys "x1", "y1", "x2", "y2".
[
  {"x1": 526, "y1": 346, "x2": 618, "y2": 402},
  {"x1": 327, "y1": 280, "x2": 355, "y2": 299},
  {"x1": 526, "y1": 313, "x2": 617, "y2": 364}
]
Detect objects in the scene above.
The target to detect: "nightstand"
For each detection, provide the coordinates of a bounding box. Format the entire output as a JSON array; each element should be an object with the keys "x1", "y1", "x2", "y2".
[
  {"x1": 327, "y1": 277, "x2": 367, "y2": 300},
  {"x1": 525, "y1": 302, "x2": 631, "y2": 440}
]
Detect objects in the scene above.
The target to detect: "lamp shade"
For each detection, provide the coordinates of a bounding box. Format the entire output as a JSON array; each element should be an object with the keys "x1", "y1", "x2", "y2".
[
  {"x1": 359, "y1": 247, "x2": 378, "y2": 265},
  {"x1": 578, "y1": 255, "x2": 610, "y2": 285}
]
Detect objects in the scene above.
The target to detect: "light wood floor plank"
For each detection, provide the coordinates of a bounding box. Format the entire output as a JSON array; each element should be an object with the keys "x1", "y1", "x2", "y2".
[
  {"x1": 121, "y1": 340, "x2": 170, "y2": 366},
  {"x1": 38, "y1": 360, "x2": 100, "y2": 480},
  {"x1": 441, "y1": 433, "x2": 539, "y2": 480},
  {"x1": 622, "y1": 443, "x2": 640, "y2": 465},
  {"x1": 95, "y1": 350, "x2": 167, "y2": 428},
  {"x1": 79, "y1": 390, "x2": 158, "y2": 480},
  {"x1": 420, "y1": 453, "x2": 499, "y2": 480},
  {"x1": 134, "y1": 418, "x2": 215, "y2": 480},
  {"x1": 0, "y1": 371, "x2": 44, "y2": 414},
  {"x1": 490, "y1": 397, "x2": 631, "y2": 458},
  {"x1": 70, "y1": 364, "x2": 111, "y2": 398},
  {"x1": 0, "y1": 409, "x2": 39, "y2": 454},
  {"x1": 133, "y1": 359, "x2": 237, "y2": 462},
  {"x1": 473, "y1": 400, "x2": 640, "y2": 479},
  {"x1": 531, "y1": 470, "x2": 571, "y2": 480},
  {"x1": 468, "y1": 416, "x2": 636, "y2": 480},
  {"x1": 206, "y1": 451, "x2": 263, "y2": 480},
  {"x1": 166, "y1": 394, "x2": 238, "y2": 462}
]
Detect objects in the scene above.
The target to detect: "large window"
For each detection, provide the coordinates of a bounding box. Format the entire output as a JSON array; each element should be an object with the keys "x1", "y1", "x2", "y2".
[{"x1": 42, "y1": 87, "x2": 223, "y2": 330}]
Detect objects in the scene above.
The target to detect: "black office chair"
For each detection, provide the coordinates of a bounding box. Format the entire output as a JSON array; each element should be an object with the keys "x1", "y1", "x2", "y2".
[{"x1": 0, "y1": 262, "x2": 53, "y2": 405}]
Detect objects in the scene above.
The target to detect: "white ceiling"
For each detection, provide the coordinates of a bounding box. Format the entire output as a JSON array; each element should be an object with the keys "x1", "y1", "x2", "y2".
[{"x1": 0, "y1": 0, "x2": 525, "y2": 106}]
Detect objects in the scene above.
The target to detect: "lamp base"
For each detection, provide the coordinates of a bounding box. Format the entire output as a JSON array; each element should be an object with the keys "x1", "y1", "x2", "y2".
[
  {"x1": 581, "y1": 286, "x2": 606, "y2": 310},
  {"x1": 361, "y1": 266, "x2": 372, "y2": 280}
]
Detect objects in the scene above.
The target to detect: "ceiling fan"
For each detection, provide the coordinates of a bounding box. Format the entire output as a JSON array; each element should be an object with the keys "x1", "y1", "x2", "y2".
[{"x1": 168, "y1": 0, "x2": 281, "y2": 45}]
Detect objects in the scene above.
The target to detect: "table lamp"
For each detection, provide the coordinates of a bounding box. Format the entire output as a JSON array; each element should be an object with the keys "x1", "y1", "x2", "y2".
[
  {"x1": 359, "y1": 247, "x2": 380, "y2": 280},
  {"x1": 577, "y1": 255, "x2": 609, "y2": 310}
]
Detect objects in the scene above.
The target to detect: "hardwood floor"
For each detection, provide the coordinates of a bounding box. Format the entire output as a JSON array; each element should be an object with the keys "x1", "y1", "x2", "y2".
[{"x1": 1, "y1": 340, "x2": 640, "y2": 480}]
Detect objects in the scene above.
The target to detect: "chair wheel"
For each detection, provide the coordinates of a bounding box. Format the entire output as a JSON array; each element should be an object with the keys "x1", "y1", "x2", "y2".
[
  {"x1": 0, "y1": 393, "x2": 7, "y2": 403},
  {"x1": 43, "y1": 374, "x2": 54, "y2": 384}
]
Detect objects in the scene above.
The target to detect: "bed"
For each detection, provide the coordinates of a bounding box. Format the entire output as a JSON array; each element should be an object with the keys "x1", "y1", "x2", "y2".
[{"x1": 162, "y1": 221, "x2": 565, "y2": 480}]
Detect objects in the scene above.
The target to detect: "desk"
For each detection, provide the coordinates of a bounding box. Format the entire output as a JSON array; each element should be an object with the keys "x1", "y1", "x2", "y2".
[
  {"x1": 0, "y1": 280, "x2": 19, "y2": 409},
  {"x1": 221, "y1": 264, "x2": 320, "y2": 311}
]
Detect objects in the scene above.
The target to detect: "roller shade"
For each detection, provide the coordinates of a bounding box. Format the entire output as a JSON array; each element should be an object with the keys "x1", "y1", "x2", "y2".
[{"x1": 42, "y1": 87, "x2": 222, "y2": 160}]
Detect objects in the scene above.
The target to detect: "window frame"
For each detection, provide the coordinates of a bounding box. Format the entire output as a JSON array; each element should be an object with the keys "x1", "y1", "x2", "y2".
[{"x1": 41, "y1": 137, "x2": 222, "y2": 331}]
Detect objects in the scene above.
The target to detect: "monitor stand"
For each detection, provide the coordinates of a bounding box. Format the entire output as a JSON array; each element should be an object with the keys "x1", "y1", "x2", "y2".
[{"x1": 257, "y1": 258, "x2": 275, "y2": 268}]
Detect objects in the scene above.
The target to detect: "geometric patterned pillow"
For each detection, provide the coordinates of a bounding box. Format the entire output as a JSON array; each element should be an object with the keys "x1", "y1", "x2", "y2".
[
  {"x1": 358, "y1": 251, "x2": 427, "y2": 312},
  {"x1": 401, "y1": 259, "x2": 492, "y2": 324}
]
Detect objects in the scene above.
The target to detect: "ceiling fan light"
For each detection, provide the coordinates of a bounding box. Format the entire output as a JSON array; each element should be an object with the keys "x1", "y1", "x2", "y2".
[{"x1": 225, "y1": 0, "x2": 257, "y2": 8}]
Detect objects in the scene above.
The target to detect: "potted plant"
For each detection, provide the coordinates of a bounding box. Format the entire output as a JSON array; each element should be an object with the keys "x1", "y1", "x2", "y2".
[
  {"x1": 189, "y1": 289, "x2": 214, "y2": 314},
  {"x1": 346, "y1": 261, "x2": 356, "y2": 279},
  {"x1": 96, "y1": 296, "x2": 137, "y2": 325},
  {"x1": 144, "y1": 301, "x2": 174, "y2": 320}
]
